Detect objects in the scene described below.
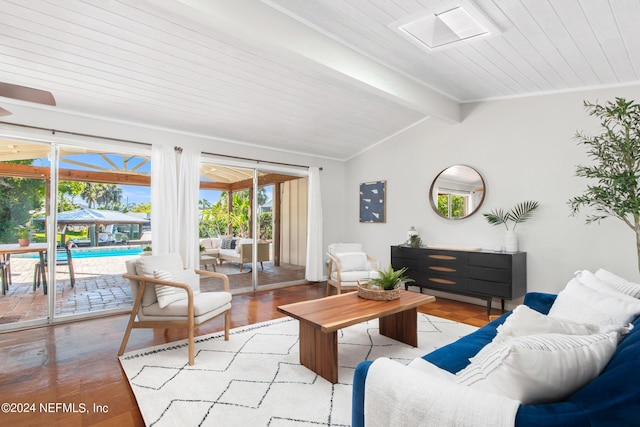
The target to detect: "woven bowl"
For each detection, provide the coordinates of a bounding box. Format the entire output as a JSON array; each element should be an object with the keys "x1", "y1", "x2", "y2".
[{"x1": 357, "y1": 282, "x2": 400, "y2": 301}]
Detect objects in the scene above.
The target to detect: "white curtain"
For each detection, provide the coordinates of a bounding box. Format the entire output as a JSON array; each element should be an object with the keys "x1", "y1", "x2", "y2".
[
  {"x1": 177, "y1": 149, "x2": 201, "y2": 269},
  {"x1": 305, "y1": 166, "x2": 324, "y2": 281},
  {"x1": 151, "y1": 145, "x2": 178, "y2": 255}
]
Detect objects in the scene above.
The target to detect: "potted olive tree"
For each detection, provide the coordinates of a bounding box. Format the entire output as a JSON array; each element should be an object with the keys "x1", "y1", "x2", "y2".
[{"x1": 569, "y1": 98, "x2": 640, "y2": 272}]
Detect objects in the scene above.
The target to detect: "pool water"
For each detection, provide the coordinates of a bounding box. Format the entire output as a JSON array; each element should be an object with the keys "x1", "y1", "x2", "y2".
[
  {"x1": 16, "y1": 246, "x2": 144, "y2": 259},
  {"x1": 71, "y1": 247, "x2": 144, "y2": 258}
]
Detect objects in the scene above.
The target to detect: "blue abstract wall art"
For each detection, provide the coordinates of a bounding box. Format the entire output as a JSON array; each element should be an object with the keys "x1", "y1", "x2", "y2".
[{"x1": 359, "y1": 180, "x2": 386, "y2": 223}]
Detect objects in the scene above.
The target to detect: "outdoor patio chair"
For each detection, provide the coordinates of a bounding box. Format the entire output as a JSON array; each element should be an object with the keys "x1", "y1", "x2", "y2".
[
  {"x1": 326, "y1": 243, "x2": 379, "y2": 295},
  {"x1": 119, "y1": 253, "x2": 232, "y2": 366},
  {"x1": 1, "y1": 258, "x2": 8, "y2": 295},
  {"x1": 33, "y1": 240, "x2": 75, "y2": 294}
]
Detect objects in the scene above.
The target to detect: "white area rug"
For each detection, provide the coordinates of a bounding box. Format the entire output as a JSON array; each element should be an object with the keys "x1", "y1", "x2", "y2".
[{"x1": 119, "y1": 314, "x2": 477, "y2": 426}]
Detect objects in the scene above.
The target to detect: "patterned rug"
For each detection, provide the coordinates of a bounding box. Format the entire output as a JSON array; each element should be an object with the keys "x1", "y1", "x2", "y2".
[{"x1": 119, "y1": 314, "x2": 477, "y2": 426}]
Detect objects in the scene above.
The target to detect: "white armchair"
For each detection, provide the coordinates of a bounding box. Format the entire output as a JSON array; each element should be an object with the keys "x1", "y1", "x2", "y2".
[
  {"x1": 118, "y1": 253, "x2": 232, "y2": 366},
  {"x1": 326, "y1": 243, "x2": 379, "y2": 295}
]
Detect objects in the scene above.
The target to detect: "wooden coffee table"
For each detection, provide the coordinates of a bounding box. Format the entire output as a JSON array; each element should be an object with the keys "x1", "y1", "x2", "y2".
[{"x1": 277, "y1": 290, "x2": 435, "y2": 383}]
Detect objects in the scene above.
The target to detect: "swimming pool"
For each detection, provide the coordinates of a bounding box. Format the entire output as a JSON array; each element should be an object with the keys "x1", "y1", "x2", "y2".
[{"x1": 15, "y1": 246, "x2": 144, "y2": 259}]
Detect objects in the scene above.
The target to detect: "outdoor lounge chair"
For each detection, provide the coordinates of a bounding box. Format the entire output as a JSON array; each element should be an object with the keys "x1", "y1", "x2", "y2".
[{"x1": 119, "y1": 253, "x2": 232, "y2": 366}]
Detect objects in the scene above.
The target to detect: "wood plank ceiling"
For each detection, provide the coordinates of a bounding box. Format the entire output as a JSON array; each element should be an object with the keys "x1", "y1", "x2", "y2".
[{"x1": 0, "y1": 0, "x2": 639, "y2": 161}]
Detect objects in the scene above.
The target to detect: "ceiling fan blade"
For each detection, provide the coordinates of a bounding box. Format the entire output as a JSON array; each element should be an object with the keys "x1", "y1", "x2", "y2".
[
  {"x1": 0, "y1": 106, "x2": 12, "y2": 116},
  {"x1": 0, "y1": 82, "x2": 56, "y2": 106}
]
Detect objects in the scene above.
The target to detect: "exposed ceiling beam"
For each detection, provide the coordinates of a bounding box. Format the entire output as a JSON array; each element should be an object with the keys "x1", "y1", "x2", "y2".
[{"x1": 151, "y1": 0, "x2": 461, "y2": 123}]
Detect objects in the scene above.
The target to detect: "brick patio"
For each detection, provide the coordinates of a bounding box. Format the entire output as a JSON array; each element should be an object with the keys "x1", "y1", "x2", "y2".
[{"x1": 0, "y1": 255, "x2": 305, "y2": 325}]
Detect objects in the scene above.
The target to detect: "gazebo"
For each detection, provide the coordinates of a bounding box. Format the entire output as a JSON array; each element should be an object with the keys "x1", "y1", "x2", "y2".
[{"x1": 34, "y1": 208, "x2": 148, "y2": 246}]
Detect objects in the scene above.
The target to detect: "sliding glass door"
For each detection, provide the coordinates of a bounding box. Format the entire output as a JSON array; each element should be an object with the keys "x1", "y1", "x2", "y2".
[
  {"x1": 0, "y1": 139, "x2": 50, "y2": 329},
  {"x1": 0, "y1": 135, "x2": 151, "y2": 331},
  {"x1": 51, "y1": 143, "x2": 151, "y2": 320},
  {"x1": 198, "y1": 158, "x2": 308, "y2": 292}
]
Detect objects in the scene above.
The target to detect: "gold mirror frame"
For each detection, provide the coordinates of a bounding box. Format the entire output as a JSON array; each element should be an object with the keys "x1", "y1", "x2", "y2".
[{"x1": 429, "y1": 165, "x2": 486, "y2": 220}]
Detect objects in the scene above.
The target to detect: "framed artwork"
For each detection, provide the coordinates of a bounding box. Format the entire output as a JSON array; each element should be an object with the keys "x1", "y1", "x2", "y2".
[{"x1": 359, "y1": 180, "x2": 386, "y2": 223}]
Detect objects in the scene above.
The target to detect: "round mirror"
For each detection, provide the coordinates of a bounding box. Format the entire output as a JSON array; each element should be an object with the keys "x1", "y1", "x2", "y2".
[{"x1": 429, "y1": 165, "x2": 485, "y2": 219}]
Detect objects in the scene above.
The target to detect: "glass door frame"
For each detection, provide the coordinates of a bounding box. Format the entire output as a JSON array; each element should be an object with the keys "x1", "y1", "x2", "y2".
[{"x1": 200, "y1": 155, "x2": 309, "y2": 292}]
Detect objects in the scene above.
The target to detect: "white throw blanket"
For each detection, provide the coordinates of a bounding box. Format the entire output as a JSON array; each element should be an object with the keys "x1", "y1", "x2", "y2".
[{"x1": 364, "y1": 358, "x2": 520, "y2": 427}]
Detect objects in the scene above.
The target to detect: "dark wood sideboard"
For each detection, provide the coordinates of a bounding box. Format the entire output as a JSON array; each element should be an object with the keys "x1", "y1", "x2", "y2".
[{"x1": 391, "y1": 245, "x2": 526, "y2": 316}]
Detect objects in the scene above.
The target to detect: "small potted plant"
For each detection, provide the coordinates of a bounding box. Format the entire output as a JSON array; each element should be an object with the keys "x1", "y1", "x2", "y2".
[
  {"x1": 140, "y1": 245, "x2": 152, "y2": 256},
  {"x1": 358, "y1": 265, "x2": 414, "y2": 300},
  {"x1": 16, "y1": 224, "x2": 32, "y2": 247},
  {"x1": 409, "y1": 234, "x2": 422, "y2": 248}
]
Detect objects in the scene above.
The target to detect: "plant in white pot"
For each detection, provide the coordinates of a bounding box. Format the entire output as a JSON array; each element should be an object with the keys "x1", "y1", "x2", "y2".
[{"x1": 483, "y1": 201, "x2": 539, "y2": 251}]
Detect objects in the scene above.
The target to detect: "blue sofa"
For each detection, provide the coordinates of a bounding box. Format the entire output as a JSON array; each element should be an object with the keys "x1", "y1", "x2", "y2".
[{"x1": 352, "y1": 292, "x2": 640, "y2": 426}]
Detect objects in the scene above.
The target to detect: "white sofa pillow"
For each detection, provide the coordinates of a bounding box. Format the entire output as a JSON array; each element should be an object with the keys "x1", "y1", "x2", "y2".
[
  {"x1": 595, "y1": 268, "x2": 640, "y2": 299},
  {"x1": 576, "y1": 270, "x2": 640, "y2": 304},
  {"x1": 335, "y1": 252, "x2": 368, "y2": 272},
  {"x1": 548, "y1": 278, "x2": 640, "y2": 326},
  {"x1": 456, "y1": 332, "x2": 618, "y2": 404},
  {"x1": 473, "y1": 305, "x2": 626, "y2": 361}
]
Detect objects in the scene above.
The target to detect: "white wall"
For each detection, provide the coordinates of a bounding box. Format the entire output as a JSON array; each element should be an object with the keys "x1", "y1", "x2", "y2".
[{"x1": 345, "y1": 84, "x2": 640, "y2": 308}]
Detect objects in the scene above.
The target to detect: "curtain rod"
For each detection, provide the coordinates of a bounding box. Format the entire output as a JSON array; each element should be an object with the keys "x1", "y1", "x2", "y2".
[
  {"x1": 0, "y1": 120, "x2": 150, "y2": 146},
  {"x1": 0, "y1": 121, "x2": 323, "y2": 170},
  {"x1": 201, "y1": 150, "x2": 322, "y2": 171}
]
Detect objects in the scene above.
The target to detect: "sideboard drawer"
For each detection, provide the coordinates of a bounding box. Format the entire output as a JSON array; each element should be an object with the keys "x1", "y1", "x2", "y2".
[
  {"x1": 423, "y1": 275, "x2": 467, "y2": 292},
  {"x1": 468, "y1": 266, "x2": 511, "y2": 283},
  {"x1": 391, "y1": 257, "x2": 421, "y2": 273},
  {"x1": 468, "y1": 279, "x2": 511, "y2": 299},
  {"x1": 469, "y1": 252, "x2": 511, "y2": 269}
]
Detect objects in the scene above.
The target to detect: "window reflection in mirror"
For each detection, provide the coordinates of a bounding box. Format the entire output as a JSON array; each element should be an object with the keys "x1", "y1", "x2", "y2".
[{"x1": 429, "y1": 165, "x2": 485, "y2": 219}]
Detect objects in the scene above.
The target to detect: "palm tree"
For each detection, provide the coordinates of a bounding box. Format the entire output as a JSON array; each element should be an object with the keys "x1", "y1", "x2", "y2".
[{"x1": 80, "y1": 183, "x2": 100, "y2": 208}]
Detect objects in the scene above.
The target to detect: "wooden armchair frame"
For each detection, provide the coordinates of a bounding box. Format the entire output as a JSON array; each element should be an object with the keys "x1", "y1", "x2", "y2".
[{"x1": 118, "y1": 269, "x2": 230, "y2": 366}]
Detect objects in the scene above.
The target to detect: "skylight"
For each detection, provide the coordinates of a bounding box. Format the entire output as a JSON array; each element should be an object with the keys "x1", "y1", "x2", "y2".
[{"x1": 391, "y1": 2, "x2": 499, "y2": 52}]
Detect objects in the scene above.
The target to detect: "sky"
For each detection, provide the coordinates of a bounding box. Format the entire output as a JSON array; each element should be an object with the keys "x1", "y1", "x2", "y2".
[{"x1": 43, "y1": 152, "x2": 271, "y2": 208}]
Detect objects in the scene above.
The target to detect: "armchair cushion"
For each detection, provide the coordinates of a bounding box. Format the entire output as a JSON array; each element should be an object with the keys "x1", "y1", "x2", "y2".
[
  {"x1": 135, "y1": 253, "x2": 186, "y2": 307},
  {"x1": 335, "y1": 252, "x2": 368, "y2": 272},
  {"x1": 199, "y1": 238, "x2": 221, "y2": 256},
  {"x1": 328, "y1": 243, "x2": 364, "y2": 255},
  {"x1": 236, "y1": 238, "x2": 253, "y2": 253},
  {"x1": 330, "y1": 270, "x2": 372, "y2": 284},
  {"x1": 153, "y1": 269, "x2": 201, "y2": 308},
  {"x1": 141, "y1": 291, "x2": 232, "y2": 320}
]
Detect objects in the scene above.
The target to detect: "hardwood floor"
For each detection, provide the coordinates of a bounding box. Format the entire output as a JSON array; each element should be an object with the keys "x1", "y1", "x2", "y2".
[{"x1": 0, "y1": 283, "x2": 500, "y2": 426}]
